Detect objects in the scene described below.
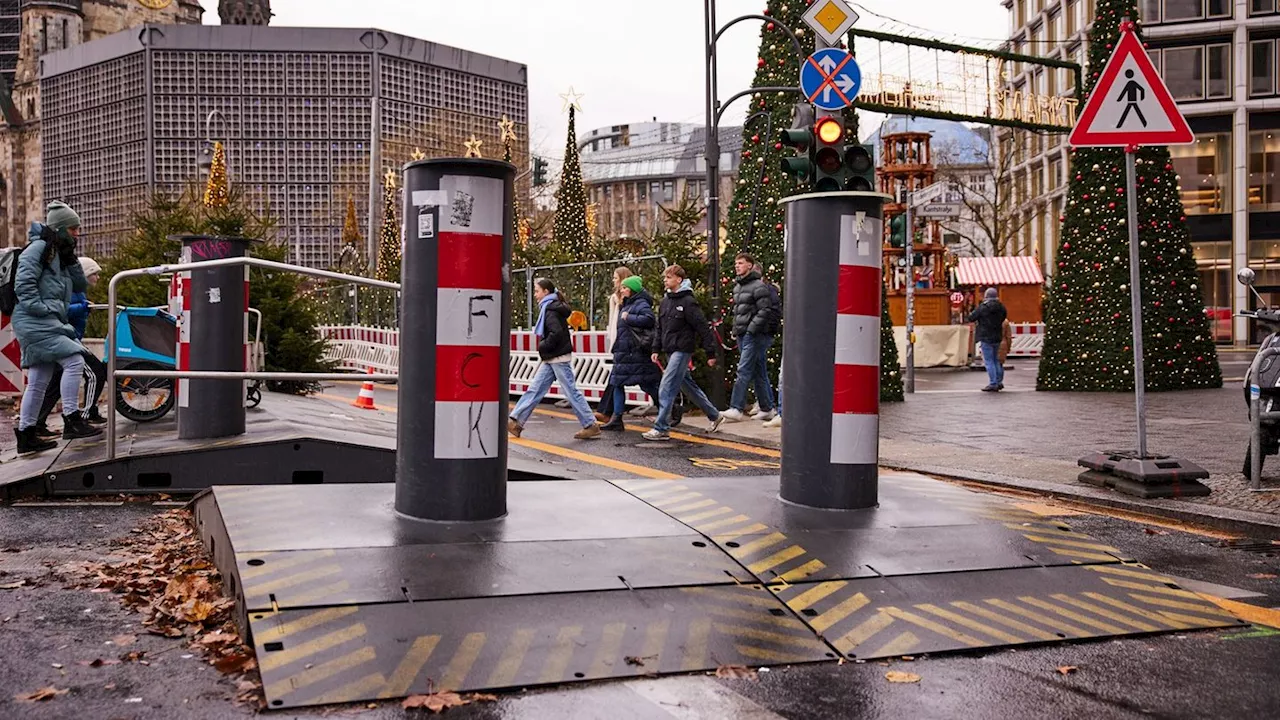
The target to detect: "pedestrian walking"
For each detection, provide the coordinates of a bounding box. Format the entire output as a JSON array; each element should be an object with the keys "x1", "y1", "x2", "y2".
[
  {"x1": 721, "y1": 256, "x2": 781, "y2": 423},
  {"x1": 601, "y1": 275, "x2": 662, "y2": 432},
  {"x1": 11, "y1": 201, "x2": 103, "y2": 453},
  {"x1": 594, "y1": 266, "x2": 632, "y2": 423},
  {"x1": 969, "y1": 287, "x2": 1008, "y2": 392},
  {"x1": 34, "y1": 256, "x2": 109, "y2": 435},
  {"x1": 643, "y1": 265, "x2": 723, "y2": 442},
  {"x1": 508, "y1": 278, "x2": 601, "y2": 440}
]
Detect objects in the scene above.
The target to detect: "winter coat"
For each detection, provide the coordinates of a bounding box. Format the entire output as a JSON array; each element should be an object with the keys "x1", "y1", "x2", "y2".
[
  {"x1": 536, "y1": 299, "x2": 574, "y2": 361},
  {"x1": 12, "y1": 224, "x2": 88, "y2": 368},
  {"x1": 998, "y1": 320, "x2": 1012, "y2": 364},
  {"x1": 731, "y1": 271, "x2": 781, "y2": 338},
  {"x1": 969, "y1": 298, "x2": 1008, "y2": 345},
  {"x1": 609, "y1": 290, "x2": 662, "y2": 387},
  {"x1": 655, "y1": 288, "x2": 717, "y2": 356},
  {"x1": 605, "y1": 293, "x2": 622, "y2": 349}
]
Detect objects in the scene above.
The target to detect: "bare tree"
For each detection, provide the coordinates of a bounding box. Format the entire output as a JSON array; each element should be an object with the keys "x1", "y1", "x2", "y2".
[{"x1": 931, "y1": 131, "x2": 1034, "y2": 257}]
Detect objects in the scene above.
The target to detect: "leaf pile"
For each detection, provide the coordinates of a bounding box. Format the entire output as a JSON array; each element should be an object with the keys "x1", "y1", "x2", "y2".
[
  {"x1": 76, "y1": 510, "x2": 263, "y2": 706},
  {"x1": 402, "y1": 690, "x2": 497, "y2": 713}
]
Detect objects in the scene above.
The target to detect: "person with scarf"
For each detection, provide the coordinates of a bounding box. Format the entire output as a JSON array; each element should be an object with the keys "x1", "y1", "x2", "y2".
[
  {"x1": 644, "y1": 265, "x2": 724, "y2": 441},
  {"x1": 601, "y1": 275, "x2": 663, "y2": 432},
  {"x1": 508, "y1": 278, "x2": 601, "y2": 440}
]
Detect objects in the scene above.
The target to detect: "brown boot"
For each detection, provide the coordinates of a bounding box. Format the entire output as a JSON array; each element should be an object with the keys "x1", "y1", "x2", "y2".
[
  {"x1": 574, "y1": 423, "x2": 601, "y2": 440},
  {"x1": 507, "y1": 418, "x2": 523, "y2": 438},
  {"x1": 594, "y1": 412, "x2": 609, "y2": 423}
]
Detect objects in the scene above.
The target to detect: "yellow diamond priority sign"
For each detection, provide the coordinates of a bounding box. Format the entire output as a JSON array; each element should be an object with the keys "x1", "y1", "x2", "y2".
[{"x1": 803, "y1": 0, "x2": 860, "y2": 47}]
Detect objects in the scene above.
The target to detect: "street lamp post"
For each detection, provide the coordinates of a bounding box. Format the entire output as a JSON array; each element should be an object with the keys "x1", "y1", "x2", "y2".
[{"x1": 196, "y1": 110, "x2": 229, "y2": 176}]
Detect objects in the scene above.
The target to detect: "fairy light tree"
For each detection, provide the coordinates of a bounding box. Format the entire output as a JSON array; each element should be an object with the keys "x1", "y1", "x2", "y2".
[
  {"x1": 552, "y1": 98, "x2": 591, "y2": 260},
  {"x1": 202, "y1": 141, "x2": 230, "y2": 209},
  {"x1": 1037, "y1": 0, "x2": 1220, "y2": 392},
  {"x1": 375, "y1": 171, "x2": 400, "y2": 283}
]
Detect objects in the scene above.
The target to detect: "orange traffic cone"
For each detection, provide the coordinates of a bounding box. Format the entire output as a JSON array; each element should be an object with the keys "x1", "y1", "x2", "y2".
[{"x1": 353, "y1": 367, "x2": 378, "y2": 410}]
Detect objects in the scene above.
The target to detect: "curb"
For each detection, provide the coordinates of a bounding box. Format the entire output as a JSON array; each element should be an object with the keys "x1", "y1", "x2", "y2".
[{"x1": 713, "y1": 429, "x2": 1280, "y2": 540}]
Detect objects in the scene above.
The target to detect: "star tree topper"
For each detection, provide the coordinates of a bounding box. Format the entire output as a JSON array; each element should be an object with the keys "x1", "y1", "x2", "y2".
[
  {"x1": 464, "y1": 135, "x2": 484, "y2": 158},
  {"x1": 384, "y1": 168, "x2": 397, "y2": 189},
  {"x1": 498, "y1": 115, "x2": 517, "y2": 143},
  {"x1": 559, "y1": 86, "x2": 584, "y2": 113}
]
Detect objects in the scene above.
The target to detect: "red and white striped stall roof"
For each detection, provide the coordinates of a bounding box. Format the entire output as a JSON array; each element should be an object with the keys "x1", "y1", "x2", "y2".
[{"x1": 955, "y1": 256, "x2": 1045, "y2": 286}]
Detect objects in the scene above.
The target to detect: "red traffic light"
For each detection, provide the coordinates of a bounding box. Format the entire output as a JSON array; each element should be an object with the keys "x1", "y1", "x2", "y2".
[{"x1": 814, "y1": 117, "x2": 843, "y2": 144}]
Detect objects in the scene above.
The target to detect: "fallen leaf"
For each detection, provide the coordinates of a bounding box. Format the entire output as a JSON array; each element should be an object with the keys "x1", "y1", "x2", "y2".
[
  {"x1": 1057, "y1": 665, "x2": 1079, "y2": 675},
  {"x1": 112, "y1": 634, "x2": 137, "y2": 647},
  {"x1": 467, "y1": 693, "x2": 498, "y2": 703},
  {"x1": 1248, "y1": 573, "x2": 1278, "y2": 579},
  {"x1": 16, "y1": 686, "x2": 69, "y2": 702},
  {"x1": 1143, "y1": 528, "x2": 1168, "y2": 535},
  {"x1": 714, "y1": 664, "x2": 757, "y2": 680},
  {"x1": 213, "y1": 650, "x2": 257, "y2": 675},
  {"x1": 79, "y1": 658, "x2": 120, "y2": 668},
  {"x1": 0, "y1": 580, "x2": 25, "y2": 589},
  {"x1": 885, "y1": 671, "x2": 922, "y2": 683},
  {"x1": 624, "y1": 655, "x2": 648, "y2": 667},
  {"x1": 402, "y1": 691, "x2": 469, "y2": 712},
  {"x1": 120, "y1": 651, "x2": 146, "y2": 663}
]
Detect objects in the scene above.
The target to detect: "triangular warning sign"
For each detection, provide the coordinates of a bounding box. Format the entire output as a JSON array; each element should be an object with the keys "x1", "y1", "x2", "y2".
[{"x1": 1069, "y1": 26, "x2": 1193, "y2": 148}]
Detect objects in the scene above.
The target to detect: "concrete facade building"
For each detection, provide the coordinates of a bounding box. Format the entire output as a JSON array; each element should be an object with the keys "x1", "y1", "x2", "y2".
[
  {"x1": 999, "y1": 0, "x2": 1280, "y2": 345},
  {"x1": 579, "y1": 121, "x2": 741, "y2": 239},
  {"x1": 31, "y1": 23, "x2": 526, "y2": 268}
]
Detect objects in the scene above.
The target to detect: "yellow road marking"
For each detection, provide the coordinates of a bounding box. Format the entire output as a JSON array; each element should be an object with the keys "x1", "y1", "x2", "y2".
[
  {"x1": 1013, "y1": 501, "x2": 1084, "y2": 517},
  {"x1": 1049, "y1": 594, "x2": 1160, "y2": 632},
  {"x1": 1128, "y1": 593, "x2": 1236, "y2": 618},
  {"x1": 695, "y1": 514, "x2": 752, "y2": 533},
  {"x1": 650, "y1": 492, "x2": 704, "y2": 508},
  {"x1": 748, "y1": 545, "x2": 807, "y2": 574},
  {"x1": 240, "y1": 550, "x2": 337, "y2": 581},
  {"x1": 680, "y1": 506, "x2": 734, "y2": 524},
  {"x1": 1022, "y1": 535, "x2": 1120, "y2": 552},
  {"x1": 533, "y1": 408, "x2": 782, "y2": 457},
  {"x1": 881, "y1": 607, "x2": 986, "y2": 647},
  {"x1": 1019, "y1": 597, "x2": 1126, "y2": 634},
  {"x1": 949, "y1": 601, "x2": 1059, "y2": 641},
  {"x1": 379, "y1": 636, "x2": 441, "y2": 698},
  {"x1": 702, "y1": 604, "x2": 813, "y2": 629},
  {"x1": 984, "y1": 599, "x2": 1089, "y2": 637},
  {"x1": 487, "y1": 629, "x2": 536, "y2": 687},
  {"x1": 729, "y1": 532, "x2": 788, "y2": 558},
  {"x1": 783, "y1": 581, "x2": 848, "y2": 611},
  {"x1": 439, "y1": 632, "x2": 487, "y2": 691},
  {"x1": 666, "y1": 498, "x2": 719, "y2": 514},
  {"x1": 684, "y1": 586, "x2": 781, "y2": 609},
  {"x1": 1081, "y1": 593, "x2": 1193, "y2": 631},
  {"x1": 641, "y1": 620, "x2": 670, "y2": 664},
  {"x1": 588, "y1": 623, "x2": 629, "y2": 677},
  {"x1": 914, "y1": 604, "x2": 1023, "y2": 643},
  {"x1": 681, "y1": 618, "x2": 712, "y2": 671},
  {"x1": 255, "y1": 606, "x2": 360, "y2": 643},
  {"x1": 260, "y1": 623, "x2": 367, "y2": 672},
  {"x1": 289, "y1": 581, "x2": 352, "y2": 607},
  {"x1": 1084, "y1": 565, "x2": 1175, "y2": 583},
  {"x1": 832, "y1": 610, "x2": 895, "y2": 653},
  {"x1": 246, "y1": 565, "x2": 343, "y2": 596},
  {"x1": 1046, "y1": 547, "x2": 1121, "y2": 562},
  {"x1": 310, "y1": 672, "x2": 387, "y2": 706},
  {"x1": 713, "y1": 523, "x2": 772, "y2": 543},
  {"x1": 734, "y1": 645, "x2": 813, "y2": 663},
  {"x1": 812, "y1": 592, "x2": 871, "y2": 633},
  {"x1": 630, "y1": 484, "x2": 690, "y2": 499},
  {"x1": 539, "y1": 626, "x2": 584, "y2": 683},
  {"x1": 1200, "y1": 595, "x2": 1280, "y2": 630},
  {"x1": 867, "y1": 631, "x2": 920, "y2": 657},
  {"x1": 266, "y1": 645, "x2": 377, "y2": 699},
  {"x1": 1099, "y1": 577, "x2": 1204, "y2": 599},
  {"x1": 511, "y1": 437, "x2": 681, "y2": 479},
  {"x1": 712, "y1": 623, "x2": 829, "y2": 651},
  {"x1": 778, "y1": 559, "x2": 827, "y2": 582}
]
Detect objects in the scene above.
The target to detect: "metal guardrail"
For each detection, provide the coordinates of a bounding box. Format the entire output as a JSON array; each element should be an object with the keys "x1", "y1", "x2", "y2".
[{"x1": 106, "y1": 256, "x2": 401, "y2": 460}]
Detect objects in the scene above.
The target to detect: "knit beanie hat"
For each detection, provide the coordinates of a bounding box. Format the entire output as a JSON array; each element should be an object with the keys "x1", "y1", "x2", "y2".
[
  {"x1": 622, "y1": 276, "x2": 644, "y2": 293},
  {"x1": 46, "y1": 201, "x2": 82, "y2": 232},
  {"x1": 80, "y1": 257, "x2": 101, "y2": 277}
]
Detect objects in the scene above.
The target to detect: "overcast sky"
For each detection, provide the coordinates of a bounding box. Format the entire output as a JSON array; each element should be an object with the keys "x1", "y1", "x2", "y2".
[{"x1": 197, "y1": 1, "x2": 1007, "y2": 158}]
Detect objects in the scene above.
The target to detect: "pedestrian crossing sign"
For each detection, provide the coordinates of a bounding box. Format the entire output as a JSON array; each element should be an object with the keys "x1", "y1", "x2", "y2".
[{"x1": 1068, "y1": 22, "x2": 1193, "y2": 148}]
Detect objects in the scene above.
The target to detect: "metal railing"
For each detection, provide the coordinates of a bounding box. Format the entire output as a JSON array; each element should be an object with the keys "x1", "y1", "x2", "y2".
[{"x1": 106, "y1": 256, "x2": 401, "y2": 460}]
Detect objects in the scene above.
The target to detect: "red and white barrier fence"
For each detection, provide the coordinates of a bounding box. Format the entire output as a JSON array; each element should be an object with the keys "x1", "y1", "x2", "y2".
[
  {"x1": 1, "y1": 314, "x2": 24, "y2": 395},
  {"x1": 1009, "y1": 322, "x2": 1045, "y2": 358}
]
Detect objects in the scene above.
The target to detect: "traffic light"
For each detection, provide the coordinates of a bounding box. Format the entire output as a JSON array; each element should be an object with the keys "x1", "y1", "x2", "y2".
[
  {"x1": 778, "y1": 103, "x2": 816, "y2": 184},
  {"x1": 812, "y1": 115, "x2": 845, "y2": 192},
  {"x1": 845, "y1": 143, "x2": 876, "y2": 192},
  {"x1": 532, "y1": 156, "x2": 549, "y2": 186}
]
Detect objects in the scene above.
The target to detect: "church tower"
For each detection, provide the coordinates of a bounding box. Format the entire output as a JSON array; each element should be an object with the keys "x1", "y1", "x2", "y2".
[{"x1": 219, "y1": 0, "x2": 271, "y2": 26}]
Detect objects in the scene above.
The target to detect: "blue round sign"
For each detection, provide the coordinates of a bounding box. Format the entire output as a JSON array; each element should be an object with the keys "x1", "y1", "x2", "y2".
[{"x1": 799, "y1": 48, "x2": 862, "y2": 111}]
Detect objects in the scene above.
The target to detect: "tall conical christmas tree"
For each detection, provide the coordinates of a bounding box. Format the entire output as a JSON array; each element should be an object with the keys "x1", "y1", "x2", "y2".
[
  {"x1": 1037, "y1": 1, "x2": 1220, "y2": 392},
  {"x1": 338, "y1": 194, "x2": 364, "y2": 269},
  {"x1": 880, "y1": 278, "x2": 904, "y2": 401},
  {"x1": 552, "y1": 104, "x2": 590, "y2": 259},
  {"x1": 203, "y1": 141, "x2": 230, "y2": 210},
  {"x1": 375, "y1": 172, "x2": 400, "y2": 283}
]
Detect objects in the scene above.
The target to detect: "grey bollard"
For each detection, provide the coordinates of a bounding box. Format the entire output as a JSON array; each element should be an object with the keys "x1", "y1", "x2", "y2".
[
  {"x1": 396, "y1": 158, "x2": 515, "y2": 522},
  {"x1": 778, "y1": 192, "x2": 891, "y2": 510},
  {"x1": 175, "y1": 235, "x2": 257, "y2": 440}
]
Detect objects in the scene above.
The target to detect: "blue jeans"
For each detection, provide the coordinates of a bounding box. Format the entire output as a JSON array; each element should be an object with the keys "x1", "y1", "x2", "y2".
[
  {"x1": 613, "y1": 381, "x2": 661, "y2": 419},
  {"x1": 980, "y1": 342, "x2": 1004, "y2": 387},
  {"x1": 653, "y1": 351, "x2": 719, "y2": 433},
  {"x1": 730, "y1": 332, "x2": 775, "y2": 412},
  {"x1": 20, "y1": 353, "x2": 85, "y2": 430},
  {"x1": 510, "y1": 361, "x2": 596, "y2": 428},
  {"x1": 776, "y1": 359, "x2": 783, "y2": 416}
]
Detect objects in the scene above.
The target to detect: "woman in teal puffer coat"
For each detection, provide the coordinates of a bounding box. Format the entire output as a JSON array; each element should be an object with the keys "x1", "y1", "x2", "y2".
[{"x1": 11, "y1": 201, "x2": 103, "y2": 453}]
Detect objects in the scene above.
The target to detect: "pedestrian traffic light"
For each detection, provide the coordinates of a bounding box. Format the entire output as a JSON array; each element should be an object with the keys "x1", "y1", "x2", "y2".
[
  {"x1": 844, "y1": 143, "x2": 876, "y2": 192},
  {"x1": 532, "y1": 156, "x2": 548, "y2": 186},
  {"x1": 778, "y1": 103, "x2": 816, "y2": 184},
  {"x1": 812, "y1": 115, "x2": 846, "y2": 192}
]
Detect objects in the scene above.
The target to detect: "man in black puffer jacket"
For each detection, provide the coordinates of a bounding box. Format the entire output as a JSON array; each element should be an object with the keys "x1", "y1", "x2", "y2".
[
  {"x1": 643, "y1": 265, "x2": 724, "y2": 441},
  {"x1": 723, "y1": 253, "x2": 781, "y2": 423}
]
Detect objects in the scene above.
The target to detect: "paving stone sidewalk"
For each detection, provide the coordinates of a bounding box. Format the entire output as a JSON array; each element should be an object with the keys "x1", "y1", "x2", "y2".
[{"x1": 717, "y1": 360, "x2": 1280, "y2": 528}]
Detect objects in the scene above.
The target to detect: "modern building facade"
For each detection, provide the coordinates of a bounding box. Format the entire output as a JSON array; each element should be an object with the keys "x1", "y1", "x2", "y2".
[
  {"x1": 999, "y1": 0, "x2": 1280, "y2": 345},
  {"x1": 580, "y1": 121, "x2": 741, "y2": 239},
  {"x1": 34, "y1": 23, "x2": 527, "y2": 267}
]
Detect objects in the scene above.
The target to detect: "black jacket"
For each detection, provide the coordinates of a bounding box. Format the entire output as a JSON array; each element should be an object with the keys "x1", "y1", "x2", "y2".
[
  {"x1": 731, "y1": 271, "x2": 781, "y2": 338},
  {"x1": 537, "y1": 299, "x2": 574, "y2": 360},
  {"x1": 655, "y1": 288, "x2": 717, "y2": 355},
  {"x1": 610, "y1": 290, "x2": 662, "y2": 387},
  {"x1": 969, "y1": 299, "x2": 1008, "y2": 345}
]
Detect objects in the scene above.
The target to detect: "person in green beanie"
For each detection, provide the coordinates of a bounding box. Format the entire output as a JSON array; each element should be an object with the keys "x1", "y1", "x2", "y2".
[
  {"x1": 601, "y1": 274, "x2": 663, "y2": 432},
  {"x1": 10, "y1": 201, "x2": 103, "y2": 453}
]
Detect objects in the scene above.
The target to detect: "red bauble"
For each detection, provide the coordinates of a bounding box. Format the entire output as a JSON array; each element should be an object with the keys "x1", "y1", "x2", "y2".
[
  {"x1": 762, "y1": 176, "x2": 770, "y2": 184},
  {"x1": 1062, "y1": 242, "x2": 1071, "y2": 250},
  {"x1": 1170, "y1": 280, "x2": 1176, "y2": 286},
  {"x1": 1083, "y1": 194, "x2": 1090, "y2": 200},
  {"x1": 758, "y1": 58, "x2": 766, "y2": 68},
  {"x1": 1061, "y1": 283, "x2": 1068, "y2": 289},
  {"x1": 767, "y1": 22, "x2": 775, "y2": 30},
  {"x1": 1108, "y1": 202, "x2": 1116, "y2": 209},
  {"x1": 774, "y1": 142, "x2": 782, "y2": 150},
  {"x1": 775, "y1": 223, "x2": 783, "y2": 231},
  {"x1": 752, "y1": 134, "x2": 760, "y2": 143},
  {"x1": 743, "y1": 150, "x2": 752, "y2": 158},
  {"x1": 1076, "y1": 174, "x2": 1083, "y2": 180}
]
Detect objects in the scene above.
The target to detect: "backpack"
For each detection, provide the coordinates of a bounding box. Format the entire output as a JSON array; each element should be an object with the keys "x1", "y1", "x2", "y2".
[{"x1": 0, "y1": 248, "x2": 20, "y2": 316}]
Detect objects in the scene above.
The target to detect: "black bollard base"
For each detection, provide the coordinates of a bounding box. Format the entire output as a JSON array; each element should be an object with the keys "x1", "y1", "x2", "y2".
[{"x1": 1077, "y1": 451, "x2": 1212, "y2": 498}]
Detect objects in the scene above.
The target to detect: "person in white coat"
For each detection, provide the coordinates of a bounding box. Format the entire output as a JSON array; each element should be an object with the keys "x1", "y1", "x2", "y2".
[{"x1": 594, "y1": 266, "x2": 632, "y2": 421}]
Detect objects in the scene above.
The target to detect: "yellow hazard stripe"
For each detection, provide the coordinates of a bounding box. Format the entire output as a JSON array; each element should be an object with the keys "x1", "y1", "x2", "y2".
[{"x1": 511, "y1": 436, "x2": 682, "y2": 479}]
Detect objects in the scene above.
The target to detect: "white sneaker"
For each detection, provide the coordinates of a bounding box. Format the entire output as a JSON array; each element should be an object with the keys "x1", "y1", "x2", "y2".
[
  {"x1": 720, "y1": 408, "x2": 746, "y2": 422},
  {"x1": 708, "y1": 416, "x2": 725, "y2": 433},
  {"x1": 642, "y1": 429, "x2": 670, "y2": 442},
  {"x1": 756, "y1": 410, "x2": 777, "y2": 422},
  {"x1": 763, "y1": 415, "x2": 782, "y2": 429}
]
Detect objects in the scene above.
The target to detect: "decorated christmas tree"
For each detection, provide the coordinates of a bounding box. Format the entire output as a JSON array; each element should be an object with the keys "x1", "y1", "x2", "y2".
[
  {"x1": 375, "y1": 171, "x2": 400, "y2": 283},
  {"x1": 1037, "y1": 1, "x2": 1220, "y2": 392},
  {"x1": 880, "y1": 278, "x2": 904, "y2": 401},
  {"x1": 552, "y1": 103, "x2": 590, "y2": 259},
  {"x1": 202, "y1": 141, "x2": 230, "y2": 210}
]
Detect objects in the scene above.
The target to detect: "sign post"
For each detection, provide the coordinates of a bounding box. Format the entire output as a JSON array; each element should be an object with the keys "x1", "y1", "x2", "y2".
[
  {"x1": 904, "y1": 192, "x2": 915, "y2": 394},
  {"x1": 1069, "y1": 19, "x2": 1210, "y2": 497}
]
